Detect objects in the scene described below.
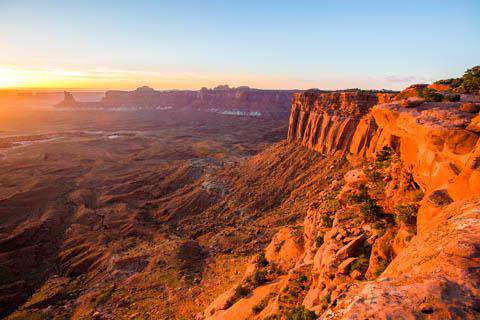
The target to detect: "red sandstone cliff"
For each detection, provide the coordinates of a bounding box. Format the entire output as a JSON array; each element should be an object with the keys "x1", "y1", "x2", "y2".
[
  {"x1": 205, "y1": 87, "x2": 480, "y2": 320},
  {"x1": 287, "y1": 90, "x2": 396, "y2": 154}
]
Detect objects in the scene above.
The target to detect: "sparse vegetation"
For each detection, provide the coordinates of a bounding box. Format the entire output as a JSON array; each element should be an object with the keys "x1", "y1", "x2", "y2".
[
  {"x1": 359, "y1": 198, "x2": 383, "y2": 222},
  {"x1": 320, "y1": 292, "x2": 332, "y2": 310},
  {"x1": 394, "y1": 203, "x2": 418, "y2": 227},
  {"x1": 315, "y1": 234, "x2": 324, "y2": 247},
  {"x1": 320, "y1": 192, "x2": 342, "y2": 212},
  {"x1": 420, "y1": 88, "x2": 443, "y2": 102},
  {"x1": 264, "y1": 315, "x2": 280, "y2": 320},
  {"x1": 285, "y1": 306, "x2": 318, "y2": 320},
  {"x1": 350, "y1": 254, "x2": 369, "y2": 275},
  {"x1": 234, "y1": 284, "x2": 251, "y2": 300},
  {"x1": 253, "y1": 269, "x2": 268, "y2": 286},
  {"x1": 444, "y1": 94, "x2": 461, "y2": 102},
  {"x1": 346, "y1": 185, "x2": 370, "y2": 204},
  {"x1": 320, "y1": 212, "x2": 333, "y2": 228},
  {"x1": 435, "y1": 66, "x2": 480, "y2": 93},
  {"x1": 257, "y1": 252, "x2": 269, "y2": 267},
  {"x1": 376, "y1": 147, "x2": 394, "y2": 164},
  {"x1": 346, "y1": 185, "x2": 383, "y2": 222},
  {"x1": 252, "y1": 295, "x2": 271, "y2": 314}
]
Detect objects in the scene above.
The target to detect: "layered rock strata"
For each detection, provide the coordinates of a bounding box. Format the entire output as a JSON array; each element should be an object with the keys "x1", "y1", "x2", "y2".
[
  {"x1": 206, "y1": 89, "x2": 480, "y2": 319},
  {"x1": 287, "y1": 90, "x2": 395, "y2": 154},
  {"x1": 55, "y1": 86, "x2": 297, "y2": 118}
]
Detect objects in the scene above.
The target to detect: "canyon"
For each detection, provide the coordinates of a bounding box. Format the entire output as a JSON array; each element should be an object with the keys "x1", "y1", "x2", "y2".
[
  {"x1": 55, "y1": 86, "x2": 298, "y2": 119},
  {"x1": 205, "y1": 85, "x2": 480, "y2": 319},
  {"x1": 1, "y1": 73, "x2": 480, "y2": 320}
]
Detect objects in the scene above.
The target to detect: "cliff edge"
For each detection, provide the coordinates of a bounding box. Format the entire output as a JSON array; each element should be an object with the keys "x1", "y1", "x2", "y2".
[{"x1": 205, "y1": 84, "x2": 480, "y2": 319}]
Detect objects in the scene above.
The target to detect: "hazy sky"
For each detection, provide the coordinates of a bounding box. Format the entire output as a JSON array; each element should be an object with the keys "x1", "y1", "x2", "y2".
[{"x1": 1, "y1": 0, "x2": 479, "y2": 90}]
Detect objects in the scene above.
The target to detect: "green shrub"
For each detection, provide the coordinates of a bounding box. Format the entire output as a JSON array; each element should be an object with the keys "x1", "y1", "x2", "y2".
[
  {"x1": 435, "y1": 66, "x2": 480, "y2": 93},
  {"x1": 257, "y1": 252, "x2": 269, "y2": 267},
  {"x1": 394, "y1": 203, "x2": 418, "y2": 226},
  {"x1": 350, "y1": 254, "x2": 369, "y2": 274},
  {"x1": 318, "y1": 191, "x2": 342, "y2": 212},
  {"x1": 359, "y1": 198, "x2": 383, "y2": 222},
  {"x1": 376, "y1": 147, "x2": 393, "y2": 163},
  {"x1": 315, "y1": 234, "x2": 324, "y2": 247},
  {"x1": 285, "y1": 306, "x2": 318, "y2": 320},
  {"x1": 460, "y1": 66, "x2": 480, "y2": 93},
  {"x1": 234, "y1": 285, "x2": 251, "y2": 299},
  {"x1": 420, "y1": 88, "x2": 443, "y2": 102},
  {"x1": 347, "y1": 186, "x2": 370, "y2": 204},
  {"x1": 264, "y1": 315, "x2": 280, "y2": 320},
  {"x1": 444, "y1": 94, "x2": 460, "y2": 102},
  {"x1": 252, "y1": 296, "x2": 270, "y2": 314},
  {"x1": 320, "y1": 213, "x2": 333, "y2": 228},
  {"x1": 298, "y1": 274, "x2": 308, "y2": 283},
  {"x1": 252, "y1": 269, "x2": 268, "y2": 286}
]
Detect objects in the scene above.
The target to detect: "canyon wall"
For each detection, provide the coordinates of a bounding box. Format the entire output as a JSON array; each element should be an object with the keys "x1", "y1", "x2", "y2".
[
  {"x1": 206, "y1": 89, "x2": 480, "y2": 319},
  {"x1": 55, "y1": 86, "x2": 297, "y2": 118},
  {"x1": 287, "y1": 90, "x2": 395, "y2": 154},
  {"x1": 288, "y1": 90, "x2": 479, "y2": 231}
]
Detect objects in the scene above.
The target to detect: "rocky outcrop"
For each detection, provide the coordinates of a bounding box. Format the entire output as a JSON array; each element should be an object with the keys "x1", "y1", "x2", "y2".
[
  {"x1": 289, "y1": 89, "x2": 479, "y2": 228},
  {"x1": 206, "y1": 86, "x2": 480, "y2": 319},
  {"x1": 287, "y1": 90, "x2": 396, "y2": 154}
]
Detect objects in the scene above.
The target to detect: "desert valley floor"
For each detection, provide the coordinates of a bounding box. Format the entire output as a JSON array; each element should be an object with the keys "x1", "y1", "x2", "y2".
[{"x1": 0, "y1": 109, "x2": 339, "y2": 319}]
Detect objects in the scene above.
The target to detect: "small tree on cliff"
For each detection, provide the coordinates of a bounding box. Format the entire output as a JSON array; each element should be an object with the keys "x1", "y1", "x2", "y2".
[{"x1": 461, "y1": 66, "x2": 480, "y2": 93}]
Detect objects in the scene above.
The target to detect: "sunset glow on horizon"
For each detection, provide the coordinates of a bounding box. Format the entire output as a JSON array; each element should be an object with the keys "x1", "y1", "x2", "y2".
[{"x1": 1, "y1": 0, "x2": 479, "y2": 91}]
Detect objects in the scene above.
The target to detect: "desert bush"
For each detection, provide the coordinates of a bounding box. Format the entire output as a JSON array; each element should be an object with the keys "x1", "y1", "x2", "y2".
[
  {"x1": 315, "y1": 234, "x2": 324, "y2": 247},
  {"x1": 252, "y1": 296, "x2": 270, "y2": 314},
  {"x1": 376, "y1": 146, "x2": 394, "y2": 163},
  {"x1": 264, "y1": 315, "x2": 280, "y2": 320},
  {"x1": 252, "y1": 269, "x2": 268, "y2": 286},
  {"x1": 346, "y1": 186, "x2": 370, "y2": 204},
  {"x1": 359, "y1": 198, "x2": 383, "y2": 222},
  {"x1": 234, "y1": 284, "x2": 251, "y2": 299},
  {"x1": 320, "y1": 293, "x2": 331, "y2": 310},
  {"x1": 257, "y1": 252, "x2": 269, "y2": 267},
  {"x1": 285, "y1": 306, "x2": 318, "y2": 320},
  {"x1": 435, "y1": 66, "x2": 480, "y2": 93},
  {"x1": 350, "y1": 254, "x2": 369, "y2": 275},
  {"x1": 460, "y1": 66, "x2": 480, "y2": 93},
  {"x1": 444, "y1": 94, "x2": 460, "y2": 102},
  {"x1": 420, "y1": 88, "x2": 443, "y2": 102},
  {"x1": 319, "y1": 191, "x2": 342, "y2": 212},
  {"x1": 394, "y1": 203, "x2": 418, "y2": 226},
  {"x1": 298, "y1": 274, "x2": 308, "y2": 283},
  {"x1": 320, "y1": 213, "x2": 333, "y2": 228}
]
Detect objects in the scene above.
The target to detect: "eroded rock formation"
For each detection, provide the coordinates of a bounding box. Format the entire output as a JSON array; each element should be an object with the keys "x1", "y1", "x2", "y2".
[
  {"x1": 287, "y1": 90, "x2": 396, "y2": 154},
  {"x1": 206, "y1": 87, "x2": 480, "y2": 319},
  {"x1": 55, "y1": 86, "x2": 297, "y2": 118}
]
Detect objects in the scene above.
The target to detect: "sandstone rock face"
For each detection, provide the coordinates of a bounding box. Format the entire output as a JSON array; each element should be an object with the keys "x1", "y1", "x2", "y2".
[
  {"x1": 206, "y1": 87, "x2": 480, "y2": 320},
  {"x1": 329, "y1": 199, "x2": 480, "y2": 320},
  {"x1": 287, "y1": 90, "x2": 396, "y2": 155},
  {"x1": 290, "y1": 90, "x2": 479, "y2": 228},
  {"x1": 264, "y1": 227, "x2": 304, "y2": 271}
]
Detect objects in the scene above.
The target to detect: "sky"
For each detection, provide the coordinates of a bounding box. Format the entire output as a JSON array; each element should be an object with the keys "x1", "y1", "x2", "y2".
[{"x1": 0, "y1": 0, "x2": 479, "y2": 91}]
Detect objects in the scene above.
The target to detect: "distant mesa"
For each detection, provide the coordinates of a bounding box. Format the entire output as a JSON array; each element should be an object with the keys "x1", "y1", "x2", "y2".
[
  {"x1": 135, "y1": 85, "x2": 155, "y2": 92},
  {"x1": 54, "y1": 85, "x2": 298, "y2": 118}
]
